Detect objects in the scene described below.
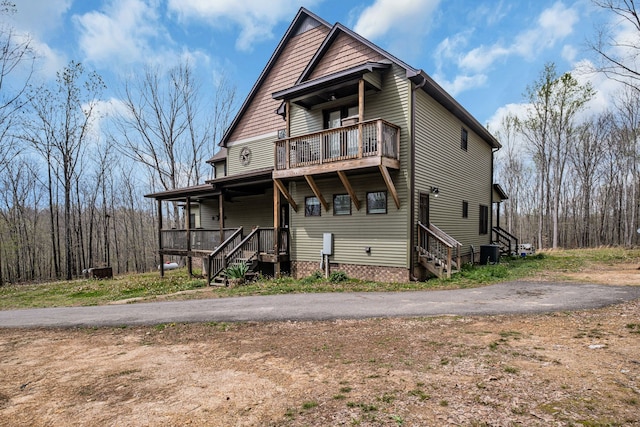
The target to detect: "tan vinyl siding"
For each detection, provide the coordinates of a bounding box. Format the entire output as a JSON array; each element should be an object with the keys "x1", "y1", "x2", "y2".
[
  {"x1": 308, "y1": 32, "x2": 385, "y2": 80},
  {"x1": 224, "y1": 191, "x2": 274, "y2": 231},
  {"x1": 213, "y1": 162, "x2": 226, "y2": 179},
  {"x1": 199, "y1": 201, "x2": 219, "y2": 230},
  {"x1": 287, "y1": 64, "x2": 411, "y2": 268},
  {"x1": 414, "y1": 89, "x2": 494, "y2": 258},
  {"x1": 228, "y1": 25, "x2": 329, "y2": 142},
  {"x1": 227, "y1": 135, "x2": 276, "y2": 176},
  {"x1": 288, "y1": 173, "x2": 407, "y2": 268}
]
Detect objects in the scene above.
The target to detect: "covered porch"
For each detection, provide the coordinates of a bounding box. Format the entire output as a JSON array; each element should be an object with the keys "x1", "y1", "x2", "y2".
[{"x1": 145, "y1": 170, "x2": 290, "y2": 282}]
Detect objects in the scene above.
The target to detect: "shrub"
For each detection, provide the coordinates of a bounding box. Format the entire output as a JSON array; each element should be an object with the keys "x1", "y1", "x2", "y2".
[{"x1": 329, "y1": 271, "x2": 348, "y2": 283}]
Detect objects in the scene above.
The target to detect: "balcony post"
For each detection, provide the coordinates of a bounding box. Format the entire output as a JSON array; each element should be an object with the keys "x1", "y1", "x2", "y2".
[
  {"x1": 377, "y1": 120, "x2": 383, "y2": 156},
  {"x1": 158, "y1": 199, "x2": 164, "y2": 277},
  {"x1": 218, "y1": 193, "x2": 225, "y2": 243},
  {"x1": 358, "y1": 79, "x2": 364, "y2": 159},
  {"x1": 286, "y1": 101, "x2": 291, "y2": 170}
]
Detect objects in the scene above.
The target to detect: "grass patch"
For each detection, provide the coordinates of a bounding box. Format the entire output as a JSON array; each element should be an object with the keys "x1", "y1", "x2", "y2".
[{"x1": 1, "y1": 247, "x2": 637, "y2": 310}]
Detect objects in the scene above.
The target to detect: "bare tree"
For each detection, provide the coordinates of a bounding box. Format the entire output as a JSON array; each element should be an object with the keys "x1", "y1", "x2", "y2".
[
  {"x1": 24, "y1": 61, "x2": 105, "y2": 280},
  {"x1": 590, "y1": 0, "x2": 640, "y2": 91},
  {"x1": 520, "y1": 63, "x2": 594, "y2": 249}
]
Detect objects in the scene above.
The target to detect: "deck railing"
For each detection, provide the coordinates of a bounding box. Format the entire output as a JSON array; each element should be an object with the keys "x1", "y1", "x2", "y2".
[
  {"x1": 492, "y1": 226, "x2": 519, "y2": 256},
  {"x1": 275, "y1": 118, "x2": 400, "y2": 170},
  {"x1": 161, "y1": 228, "x2": 238, "y2": 252}
]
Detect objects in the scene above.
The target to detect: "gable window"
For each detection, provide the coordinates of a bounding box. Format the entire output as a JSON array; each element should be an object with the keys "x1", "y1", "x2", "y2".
[
  {"x1": 479, "y1": 204, "x2": 489, "y2": 234},
  {"x1": 462, "y1": 201, "x2": 468, "y2": 218},
  {"x1": 367, "y1": 191, "x2": 387, "y2": 214},
  {"x1": 333, "y1": 194, "x2": 351, "y2": 216},
  {"x1": 461, "y1": 128, "x2": 468, "y2": 151},
  {"x1": 305, "y1": 196, "x2": 321, "y2": 217}
]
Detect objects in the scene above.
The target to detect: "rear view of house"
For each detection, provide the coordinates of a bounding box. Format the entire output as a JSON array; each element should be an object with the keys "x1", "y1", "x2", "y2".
[{"x1": 146, "y1": 8, "x2": 512, "y2": 283}]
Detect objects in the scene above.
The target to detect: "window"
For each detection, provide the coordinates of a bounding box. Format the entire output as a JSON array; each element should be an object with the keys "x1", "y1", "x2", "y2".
[
  {"x1": 479, "y1": 204, "x2": 489, "y2": 234},
  {"x1": 461, "y1": 128, "x2": 468, "y2": 151},
  {"x1": 305, "y1": 196, "x2": 321, "y2": 217},
  {"x1": 333, "y1": 194, "x2": 351, "y2": 216},
  {"x1": 462, "y1": 201, "x2": 468, "y2": 218},
  {"x1": 367, "y1": 191, "x2": 387, "y2": 214}
]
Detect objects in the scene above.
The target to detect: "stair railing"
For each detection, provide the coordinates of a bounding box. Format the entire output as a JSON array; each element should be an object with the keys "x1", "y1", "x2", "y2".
[
  {"x1": 492, "y1": 226, "x2": 519, "y2": 255},
  {"x1": 417, "y1": 222, "x2": 462, "y2": 278},
  {"x1": 224, "y1": 227, "x2": 261, "y2": 269},
  {"x1": 207, "y1": 227, "x2": 243, "y2": 285}
]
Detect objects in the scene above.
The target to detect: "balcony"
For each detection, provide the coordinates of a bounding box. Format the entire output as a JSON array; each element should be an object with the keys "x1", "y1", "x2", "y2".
[{"x1": 274, "y1": 118, "x2": 400, "y2": 178}]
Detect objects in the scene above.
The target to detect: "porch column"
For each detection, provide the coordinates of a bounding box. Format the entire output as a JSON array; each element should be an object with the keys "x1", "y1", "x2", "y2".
[
  {"x1": 218, "y1": 193, "x2": 225, "y2": 243},
  {"x1": 158, "y1": 199, "x2": 164, "y2": 277},
  {"x1": 273, "y1": 181, "x2": 281, "y2": 278},
  {"x1": 186, "y1": 196, "x2": 192, "y2": 276},
  {"x1": 358, "y1": 78, "x2": 364, "y2": 158}
]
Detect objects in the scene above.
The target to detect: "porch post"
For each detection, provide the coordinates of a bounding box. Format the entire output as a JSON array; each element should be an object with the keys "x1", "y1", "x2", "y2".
[
  {"x1": 218, "y1": 193, "x2": 224, "y2": 243},
  {"x1": 358, "y1": 78, "x2": 364, "y2": 158},
  {"x1": 273, "y1": 181, "x2": 281, "y2": 278},
  {"x1": 186, "y1": 196, "x2": 192, "y2": 277},
  {"x1": 158, "y1": 199, "x2": 164, "y2": 277}
]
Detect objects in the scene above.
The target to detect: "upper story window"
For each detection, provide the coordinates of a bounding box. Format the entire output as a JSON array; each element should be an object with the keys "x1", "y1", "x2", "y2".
[
  {"x1": 461, "y1": 128, "x2": 468, "y2": 151},
  {"x1": 333, "y1": 194, "x2": 351, "y2": 216},
  {"x1": 305, "y1": 196, "x2": 321, "y2": 217},
  {"x1": 367, "y1": 191, "x2": 387, "y2": 214}
]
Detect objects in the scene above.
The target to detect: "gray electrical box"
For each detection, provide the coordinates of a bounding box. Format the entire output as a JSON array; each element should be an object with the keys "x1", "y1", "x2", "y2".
[{"x1": 323, "y1": 233, "x2": 333, "y2": 255}]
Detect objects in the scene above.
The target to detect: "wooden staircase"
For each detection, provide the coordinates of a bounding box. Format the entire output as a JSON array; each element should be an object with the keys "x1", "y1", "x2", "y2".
[
  {"x1": 212, "y1": 250, "x2": 259, "y2": 286},
  {"x1": 492, "y1": 226, "x2": 519, "y2": 256},
  {"x1": 416, "y1": 222, "x2": 462, "y2": 279},
  {"x1": 207, "y1": 227, "x2": 264, "y2": 286}
]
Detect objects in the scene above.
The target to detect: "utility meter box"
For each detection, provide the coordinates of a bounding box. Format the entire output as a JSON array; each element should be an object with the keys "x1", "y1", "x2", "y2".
[{"x1": 323, "y1": 233, "x2": 333, "y2": 255}]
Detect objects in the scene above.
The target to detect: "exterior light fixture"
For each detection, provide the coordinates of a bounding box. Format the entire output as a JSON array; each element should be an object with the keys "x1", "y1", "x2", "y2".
[{"x1": 431, "y1": 187, "x2": 439, "y2": 198}]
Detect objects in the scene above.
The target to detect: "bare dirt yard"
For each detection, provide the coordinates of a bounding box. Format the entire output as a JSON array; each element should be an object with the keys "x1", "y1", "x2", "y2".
[{"x1": 1, "y1": 264, "x2": 639, "y2": 426}]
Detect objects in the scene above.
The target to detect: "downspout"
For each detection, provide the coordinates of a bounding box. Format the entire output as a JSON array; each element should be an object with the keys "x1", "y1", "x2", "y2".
[{"x1": 409, "y1": 73, "x2": 428, "y2": 281}]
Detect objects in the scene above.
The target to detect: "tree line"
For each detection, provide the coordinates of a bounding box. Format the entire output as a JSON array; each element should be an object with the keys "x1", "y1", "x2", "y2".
[{"x1": 0, "y1": 1, "x2": 637, "y2": 284}]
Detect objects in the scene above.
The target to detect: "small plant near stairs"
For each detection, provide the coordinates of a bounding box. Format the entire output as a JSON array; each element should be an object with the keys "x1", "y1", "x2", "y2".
[{"x1": 224, "y1": 263, "x2": 249, "y2": 287}]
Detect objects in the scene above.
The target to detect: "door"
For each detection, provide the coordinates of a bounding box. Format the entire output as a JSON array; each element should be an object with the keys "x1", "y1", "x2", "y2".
[
  {"x1": 419, "y1": 192, "x2": 429, "y2": 225},
  {"x1": 326, "y1": 109, "x2": 342, "y2": 158}
]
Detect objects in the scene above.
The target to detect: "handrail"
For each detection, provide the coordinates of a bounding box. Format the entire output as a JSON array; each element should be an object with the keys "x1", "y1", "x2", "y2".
[
  {"x1": 224, "y1": 227, "x2": 260, "y2": 268},
  {"x1": 207, "y1": 227, "x2": 243, "y2": 284},
  {"x1": 417, "y1": 222, "x2": 462, "y2": 279},
  {"x1": 492, "y1": 226, "x2": 519, "y2": 255}
]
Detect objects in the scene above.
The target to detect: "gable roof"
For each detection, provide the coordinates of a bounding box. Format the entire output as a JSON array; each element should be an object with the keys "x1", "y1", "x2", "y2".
[
  {"x1": 217, "y1": 8, "x2": 331, "y2": 150},
  {"x1": 278, "y1": 21, "x2": 501, "y2": 149}
]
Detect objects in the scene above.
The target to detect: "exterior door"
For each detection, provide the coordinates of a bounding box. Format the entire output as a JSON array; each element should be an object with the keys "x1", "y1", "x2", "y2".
[{"x1": 419, "y1": 192, "x2": 429, "y2": 225}]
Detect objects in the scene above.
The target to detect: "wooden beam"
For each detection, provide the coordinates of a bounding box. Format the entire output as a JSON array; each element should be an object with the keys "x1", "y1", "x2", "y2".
[
  {"x1": 304, "y1": 175, "x2": 329, "y2": 211},
  {"x1": 358, "y1": 79, "x2": 364, "y2": 159},
  {"x1": 218, "y1": 194, "x2": 224, "y2": 243},
  {"x1": 274, "y1": 178, "x2": 298, "y2": 212},
  {"x1": 186, "y1": 197, "x2": 192, "y2": 277},
  {"x1": 379, "y1": 165, "x2": 400, "y2": 209},
  {"x1": 337, "y1": 170, "x2": 361, "y2": 211},
  {"x1": 157, "y1": 199, "x2": 164, "y2": 277}
]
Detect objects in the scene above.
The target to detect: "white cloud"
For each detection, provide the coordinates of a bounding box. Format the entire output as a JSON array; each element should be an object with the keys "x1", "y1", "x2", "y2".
[
  {"x1": 353, "y1": 0, "x2": 440, "y2": 41},
  {"x1": 434, "y1": 73, "x2": 488, "y2": 97},
  {"x1": 8, "y1": 0, "x2": 72, "y2": 38},
  {"x1": 561, "y1": 45, "x2": 578, "y2": 63},
  {"x1": 167, "y1": 0, "x2": 322, "y2": 52},
  {"x1": 73, "y1": 0, "x2": 165, "y2": 67}
]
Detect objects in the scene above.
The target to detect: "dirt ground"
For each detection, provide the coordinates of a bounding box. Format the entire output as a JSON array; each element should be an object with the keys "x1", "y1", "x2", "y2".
[{"x1": 1, "y1": 266, "x2": 639, "y2": 426}]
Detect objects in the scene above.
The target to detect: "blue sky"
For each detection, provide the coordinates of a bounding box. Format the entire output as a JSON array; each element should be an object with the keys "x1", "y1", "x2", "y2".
[{"x1": 5, "y1": 0, "x2": 620, "y2": 132}]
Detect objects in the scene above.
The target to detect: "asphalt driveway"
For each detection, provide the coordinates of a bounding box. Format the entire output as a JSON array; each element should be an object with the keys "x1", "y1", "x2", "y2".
[{"x1": 1, "y1": 281, "x2": 639, "y2": 328}]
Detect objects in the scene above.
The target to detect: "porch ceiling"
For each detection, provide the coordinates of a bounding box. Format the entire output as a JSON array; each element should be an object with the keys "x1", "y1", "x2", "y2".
[{"x1": 272, "y1": 61, "x2": 390, "y2": 109}]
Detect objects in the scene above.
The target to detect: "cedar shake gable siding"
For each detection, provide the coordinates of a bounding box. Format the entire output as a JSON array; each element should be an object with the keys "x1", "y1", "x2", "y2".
[
  {"x1": 307, "y1": 32, "x2": 385, "y2": 81},
  {"x1": 225, "y1": 18, "x2": 329, "y2": 144}
]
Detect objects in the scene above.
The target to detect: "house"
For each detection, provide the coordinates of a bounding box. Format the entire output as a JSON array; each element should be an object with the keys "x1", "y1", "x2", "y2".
[{"x1": 145, "y1": 8, "x2": 515, "y2": 283}]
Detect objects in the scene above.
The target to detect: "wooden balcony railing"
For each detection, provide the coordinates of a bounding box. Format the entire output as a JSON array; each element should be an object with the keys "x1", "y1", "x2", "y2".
[
  {"x1": 160, "y1": 228, "x2": 238, "y2": 252},
  {"x1": 275, "y1": 118, "x2": 400, "y2": 171}
]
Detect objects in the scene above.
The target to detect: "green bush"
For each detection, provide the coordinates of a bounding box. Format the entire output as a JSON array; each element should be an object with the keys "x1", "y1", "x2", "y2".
[{"x1": 329, "y1": 271, "x2": 348, "y2": 283}]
